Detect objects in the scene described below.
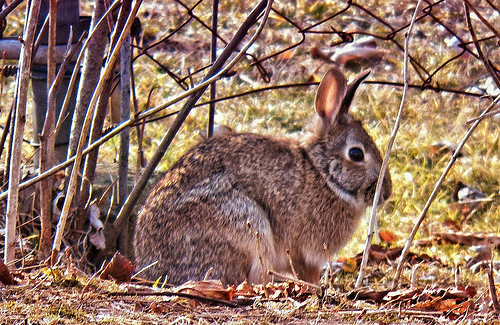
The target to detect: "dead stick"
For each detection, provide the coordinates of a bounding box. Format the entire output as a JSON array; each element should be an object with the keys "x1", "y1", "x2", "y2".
[
  {"x1": 335, "y1": 309, "x2": 443, "y2": 317},
  {"x1": 285, "y1": 249, "x2": 298, "y2": 280},
  {"x1": 488, "y1": 247, "x2": 500, "y2": 312},
  {"x1": 247, "y1": 222, "x2": 266, "y2": 285},
  {"x1": 392, "y1": 6, "x2": 500, "y2": 284},
  {"x1": 267, "y1": 270, "x2": 321, "y2": 290},
  {"x1": 356, "y1": 0, "x2": 423, "y2": 289},
  {"x1": 466, "y1": 108, "x2": 500, "y2": 124},
  {"x1": 109, "y1": 290, "x2": 239, "y2": 307},
  {"x1": 392, "y1": 85, "x2": 500, "y2": 288},
  {"x1": 4, "y1": 0, "x2": 41, "y2": 266}
]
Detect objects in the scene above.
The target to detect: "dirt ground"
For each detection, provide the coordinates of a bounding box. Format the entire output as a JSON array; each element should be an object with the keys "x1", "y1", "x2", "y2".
[{"x1": 1, "y1": 262, "x2": 499, "y2": 325}]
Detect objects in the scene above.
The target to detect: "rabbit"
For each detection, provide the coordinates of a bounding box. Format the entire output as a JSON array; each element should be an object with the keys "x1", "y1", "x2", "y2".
[{"x1": 133, "y1": 67, "x2": 392, "y2": 285}]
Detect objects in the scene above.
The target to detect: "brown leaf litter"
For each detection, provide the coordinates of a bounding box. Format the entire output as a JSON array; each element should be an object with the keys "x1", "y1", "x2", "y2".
[{"x1": 1, "y1": 248, "x2": 500, "y2": 324}]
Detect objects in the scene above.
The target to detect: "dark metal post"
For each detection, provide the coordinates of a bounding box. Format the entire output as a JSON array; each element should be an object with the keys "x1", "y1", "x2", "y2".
[{"x1": 31, "y1": 0, "x2": 85, "y2": 163}]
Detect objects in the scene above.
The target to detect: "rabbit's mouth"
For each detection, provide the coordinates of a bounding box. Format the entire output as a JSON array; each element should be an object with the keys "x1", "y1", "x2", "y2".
[
  {"x1": 365, "y1": 181, "x2": 379, "y2": 205},
  {"x1": 365, "y1": 180, "x2": 391, "y2": 205}
]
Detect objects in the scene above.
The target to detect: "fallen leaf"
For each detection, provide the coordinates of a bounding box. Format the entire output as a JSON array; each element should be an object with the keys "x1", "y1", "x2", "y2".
[
  {"x1": 379, "y1": 229, "x2": 399, "y2": 245},
  {"x1": 429, "y1": 140, "x2": 462, "y2": 159},
  {"x1": 341, "y1": 257, "x2": 358, "y2": 273},
  {"x1": 383, "y1": 287, "x2": 422, "y2": 304},
  {"x1": 446, "y1": 300, "x2": 473, "y2": 320},
  {"x1": 148, "y1": 302, "x2": 170, "y2": 314},
  {"x1": 351, "y1": 245, "x2": 439, "y2": 267},
  {"x1": 382, "y1": 285, "x2": 476, "y2": 314},
  {"x1": 307, "y1": 73, "x2": 322, "y2": 83},
  {"x1": 443, "y1": 219, "x2": 462, "y2": 231},
  {"x1": 330, "y1": 37, "x2": 388, "y2": 67},
  {"x1": 426, "y1": 233, "x2": 500, "y2": 247},
  {"x1": 175, "y1": 280, "x2": 235, "y2": 301},
  {"x1": 234, "y1": 280, "x2": 258, "y2": 298},
  {"x1": 414, "y1": 297, "x2": 457, "y2": 311},
  {"x1": 99, "y1": 252, "x2": 135, "y2": 283},
  {"x1": 277, "y1": 49, "x2": 294, "y2": 60},
  {"x1": 267, "y1": 282, "x2": 288, "y2": 299},
  {"x1": 452, "y1": 182, "x2": 489, "y2": 222},
  {"x1": 250, "y1": 281, "x2": 313, "y2": 300},
  {"x1": 0, "y1": 259, "x2": 15, "y2": 285},
  {"x1": 384, "y1": 247, "x2": 404, "y2": 261},
  {"x1": 444, "y1": 285, "x2": 477, "y2": 299},
  {"x1": 347, "y1": 288, "x2": 390, "y2": 303}
]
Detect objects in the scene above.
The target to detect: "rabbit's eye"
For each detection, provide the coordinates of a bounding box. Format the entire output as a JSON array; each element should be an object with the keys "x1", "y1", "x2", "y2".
[{"x1": 348, "y1": 147, "x2": 364, "y2": 162}]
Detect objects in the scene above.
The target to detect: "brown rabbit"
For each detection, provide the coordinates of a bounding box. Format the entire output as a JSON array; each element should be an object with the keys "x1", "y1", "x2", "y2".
[{"x1": 133, "y1": 68, "x2": 392, "y2": 285}]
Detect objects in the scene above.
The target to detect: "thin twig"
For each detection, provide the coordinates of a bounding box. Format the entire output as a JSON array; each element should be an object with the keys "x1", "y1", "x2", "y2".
[
  {"x1": 464, "y1": 0, "x2": 500, "y2": 88},
  {"x1": 247, "y1": 222, "x2": 266, "y2": 285},
  {"x1": 355, "y1": 0, "x2": 424, "y2": 289},
  {"x1": 38, "y1": 0, "x2": 63, "y2": 259},
  {"x1": 0, "y1": 0, "x2": 23, "y2": 21},
  {"x1": 285, "y1": 249, "x2": 298, "y2": 280},
  {"x1": 267, "y1": 270, "x2": 321, "y2": 290},
  {"x1": 80, "y1": 261, "x2": 107, "y2": 300},
  {"x1": 53, "y1": 31, "x2": 87, "y2": 137},
  {"x1": 66, "y1": 0, "x2": 121, "y2": 158},
  {"x1": 40, "y1": 20, "x2": 85, "y2": 259},
  {"x1": 130, "y1": 261, "x2": 158, "y2": 280},
  {"x1": 392, "y1": 2, "x2": 500, "y2": 288},
  {"x1": 117, "y1": 5, "x2": 132, "y2": 254},
  {"x1": 322, "y1": 243, "x2": 335, "y2": 286},
  {"x1": 335, "y1": 308, "x2": 443, "y2": 317},
  {"x1": 463, "y1": 0, "x2": 500, "y2": 48},
  {"x1": 108, "y1": 290, "x2": 240, "y2": 307},
  {"x1": 0, "y1": 101, "x2": 13, "y2": 163},
  {"x1": 118, "y1": 9, "x2": 132, "y2": 208},
  {"x1": 466, "y1": 108, "x2": 500, "y2": 124},
  {"x1": 488, "y1": 246, "x2": 500, "y2": 313},
  {"x1": 208, "y1": 0, "x2": 218, "y2": 137}
]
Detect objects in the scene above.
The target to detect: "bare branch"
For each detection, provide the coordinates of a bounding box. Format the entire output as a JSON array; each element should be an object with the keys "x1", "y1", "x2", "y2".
[
  {"x1": 356, "y1": 0, "x2": 424, "y2": 289},
  {"x1": 4, "y1": 0, "x2": 41, "y2": 266}
]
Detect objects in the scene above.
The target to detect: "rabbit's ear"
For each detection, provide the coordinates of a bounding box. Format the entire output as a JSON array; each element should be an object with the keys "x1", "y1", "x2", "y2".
[
  {"x1": 315, "y1": 68, "x2": 347, "y2": 121},
  {"x1": 315, "y1": 68, "x2": 371, "y2": 122},
  {"x1": 340, "y1": 69, "x2": 371, "y2": 115}
]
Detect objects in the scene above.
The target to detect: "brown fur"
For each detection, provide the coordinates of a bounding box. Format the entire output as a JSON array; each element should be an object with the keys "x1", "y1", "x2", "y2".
[{"x1": 134, "y1": 68, "x2": 392, "y2": 285}]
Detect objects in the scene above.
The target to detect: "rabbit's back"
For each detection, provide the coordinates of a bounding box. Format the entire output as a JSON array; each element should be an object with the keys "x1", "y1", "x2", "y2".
[{"x1": 144, "y1": 133, "x2": 307, "y2": 216}]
